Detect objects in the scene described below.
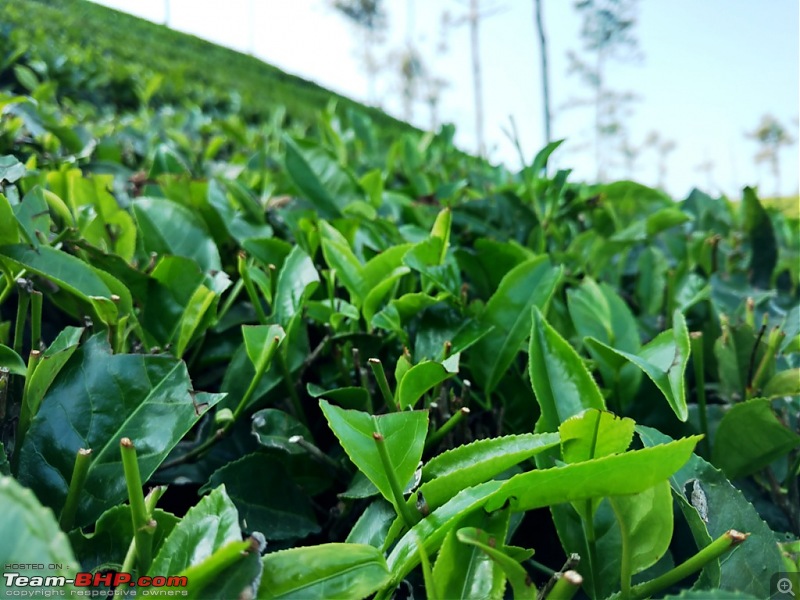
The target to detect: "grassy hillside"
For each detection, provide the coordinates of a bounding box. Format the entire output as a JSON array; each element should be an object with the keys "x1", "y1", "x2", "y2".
[{"x1": 0, "y1": 0, "x2": 415, "y2": 133}]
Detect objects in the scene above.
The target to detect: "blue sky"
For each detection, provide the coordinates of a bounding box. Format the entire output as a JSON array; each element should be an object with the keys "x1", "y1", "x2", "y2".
[{"x1": 91, "y1": 0, "x2": 799, "y2": 200}]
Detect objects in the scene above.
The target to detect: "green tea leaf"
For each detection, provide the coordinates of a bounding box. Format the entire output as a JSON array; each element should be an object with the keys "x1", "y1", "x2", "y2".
[
  {"x1": 0, "y1": 344, "x2": 26, "y2": 376},
  {"x1": 530, "y1": 306, "x2": 605, "y2": 435},
  {"x1": 455, "y1": 526, "x2": 536, "y2": 600},
  {"x1": 473, "y1": 257, "x2": 562, "y2": 394},
  {"x1": 418, "y1": 432, "x2": 560, "y2": 510},
  {"x1": 586, "y1": 309, "x2": 690, "y2": 421},
  {"x1": 638, "y1": 426, "x2": 784, "y2": 598},
  {"x1": 742, "y1": 186, "x2": 778, "y2": 288},
  {"x1": 0, "y1": 475, "x2": 78, "y2": 593},
  {"x1": 258, "y1": 543, "x2": 390, "y2": 599},
  {"x1": 242, "y1": 324, "x2": 286, "y2": 372},
  {"x1": 712, "y1": 398, "x2": 800, "y2": 479},
  {"x1": 559, "y1": 409, "x2": 635, "y2": 464},
  {"x1": 433, "y1": 508, "x2": 509, "y2": 600},
  {"x1": 252, "y1": 409, "x2": 312, "y2": 455},
  {"x1": 17, "y1": 334, "x2": 224, "y2": 527},
  {"x1": 200, "y1": 454, "x2": 319, "y2": 540},
  {"x1": 69, "y1": 504, "x2": 179, "y2": 573},
  {"x1": 149, "y1": 486, "x2": 241, "y2": 576},
  {"x1": 274, "y1": 246, "x2": 319, "y2": 327},
  {"x1": 133, "y1": 196, "x2": 221, "y2": 272},
  {"x1": 320, "y1": 400, "x2": 427, "y2": 512},
  {"x1": 609, "y1": 480, "x2": 673, "y2": 578},
  {"x1": 396, "y1": 360, "x2": 455, "y2": 410},
  {"x1": 486, "y1": 435, "x2": 700, "y2": 513},
  {"x1": 283, "y1": 136, "x2": 348, "y2": 219}
]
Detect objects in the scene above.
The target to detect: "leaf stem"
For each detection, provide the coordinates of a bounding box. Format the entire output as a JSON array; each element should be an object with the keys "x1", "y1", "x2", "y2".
[
  {"x1": 277, "y1": 348, "x2": 307, "y2": 427},
  {"x1": 425, "y1": 407, "x2": 470, "y2": 452},
  {"x1": 232, "y1": 335, "x2": 281, "y2": 423},
  {"x1": 29, "y1": 290, "x2": 42, "y2": 350},
  {"x1": 581, "y1": 505, "x2": 599, "y2": 600},
  {"x1": 690, "y1": 332, "x2": 709, "y2": 456},
  {"x1": 179, "y1": 537, "x2": 257, "y2": 596},
  {"x1": 59, "y1": 448, "x2": 92, "y2": 531},
  {"x1": 14, "y1": 349, "x2": 42, "y2": 460},
  {"x1": 544, "y1": 570, "x2": 583, "y2": 600},
  {"x1": 630, "y1": 529, "x2": 748, "y2": 600},
  {"x1": 368, "y1": 358, "x2": 395, "y2": 411},
  {"x1": 238, "y1": 252, "x2": 268, "y2": 324},
  {"x1": 13, "y1": 280, "x2": 30, "y2": 355},
  {"x1": 120, "y1": 438, "x2": 155, "y2": 573},
  {"x1": 373, "y1": 432, "x2": 417, "y2": 527},
  {"x1": 353, "y1": 348, "x2": 373, "y2": 414}
]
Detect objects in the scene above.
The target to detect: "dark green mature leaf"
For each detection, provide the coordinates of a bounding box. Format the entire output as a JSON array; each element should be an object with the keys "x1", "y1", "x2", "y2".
[
  {"x1": 0, "y1": 244, "x2": 113, "y2": 301},
  {"x1": 530, "y1": 306, "x2": 605, "y2": 435},
  {"x1": 712, "y1": 398, "x2": 800, "y2": 479},
  {"x1": 133, "y1": 196, "x2": 221, "y2": 272},
  {"x1": 258, "y1": 543, "x2": 391, "y2": 599},
  {"x1": 140, "y1": 255, "x2": 229, "y2": 347},
  {"x1": 252, "y1": 409, "x2": 311, "y2": 455},
  {"x1": 742, "y1": 186, "x2": 778, "y2": 288},
  {"x1": 417, "y1": 432, "x2": 560, "y2": 510},
  {"x1": 199, "y1": 550, "x2": 262, "y2": 600},
  {"x1": 638, "y1": 426, "x2": 784, "y2": 598},
  {"x1": 433, "y1": 507, "x2": 509, "y2": 600},
  {"x1": 200, "y1": 454, "x2": 319, "y2": 540},
  {"x1": 17, "y1": 335, "x2": 224, "y2": 527},
  {"x1": 149, "y1": 486, "x2": 240, "y2": 576},
  {"x1": 661, "y1": 591, "x2": 760, "y2": 600},
  {"x1": 283, "y1": 136, "x2": 348, "y2": 219},
  {"x1": 587, "y1": 309, "x2": 691, "y2": 421},
  {"x1": 473, "y1": 257, "x2": 562, "y2": 394},
  {"x1": 568, "y1": 278, "x2": 642, "y2": 407},
  {"x1": 69, "y1": 505, "x2": 179, "y2": 573},
  {"x1": 320, "y1": 400, "x2": 427, "y2": 512},
  {"x1": 0, "y1": 475, "x2": 77, "y2": 593},
  {"x1": 17, "y1": 326, "x2": 84, "y2": 442}
]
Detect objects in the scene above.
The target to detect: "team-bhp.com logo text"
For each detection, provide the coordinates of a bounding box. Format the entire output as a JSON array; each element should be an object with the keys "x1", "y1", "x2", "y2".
[{"x1": 4, "y1": 567, "x2": 188, "y2": 596}]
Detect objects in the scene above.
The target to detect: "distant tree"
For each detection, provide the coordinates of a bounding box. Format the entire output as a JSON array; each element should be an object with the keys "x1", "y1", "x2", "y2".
[
  {"x1": 746, "y1": 114, "x2": 795, "y2": 196},
  {"x1": 565, "y1": 0, "x2": 641, "y2": 181},
  {"x1": 397, "y1": 46, "x2": 425, "y2": 122},
  {"x1": 643, "y1": 130, "x2": 676, "y2": 189},
  {"x1": 441, "y1": 1, "x2": 505, "y2": 156},
  {"x1": 533, "y1": 0, "x2": 553, "y2": 144},
  {"x1": 695, "y1": 157, "x2": 716, "y2": 193},
  {"x1": 330, "y1": 0, "x2": 388, "y2": 104}
]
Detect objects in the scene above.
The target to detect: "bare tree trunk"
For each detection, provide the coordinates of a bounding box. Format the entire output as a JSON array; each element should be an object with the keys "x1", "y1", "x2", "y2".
[
  {"x1": 470, "y1": 0, "x2": 485, "y2": 156},
  {"x1": 534, "y1": 0, "x2": 552, "y2": 145},
  {"x1": 164, "y1": 0, "x2": 170, "y2": 26}
]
